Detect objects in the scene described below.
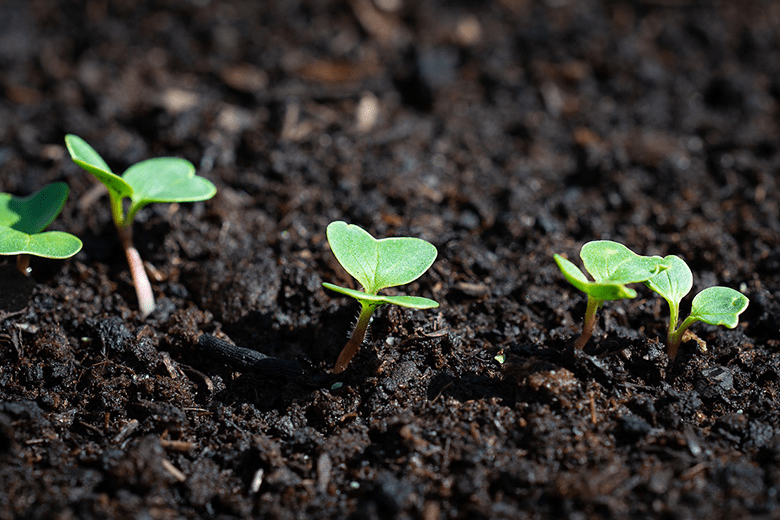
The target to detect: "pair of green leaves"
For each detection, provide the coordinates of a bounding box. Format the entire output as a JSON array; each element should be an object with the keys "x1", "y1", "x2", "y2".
[
  {"x1": 323, "y1": 221, "x2": 439, "y2": 309},
  {"x1": 645, "y1": 255, "x2": 749, "y2": 358},
  {"x1": 0, "y1": 182, "x2": 82, "y2": 259},
  {"x1": 64, "y1": 134, "x2": 216, "y2": 229}
]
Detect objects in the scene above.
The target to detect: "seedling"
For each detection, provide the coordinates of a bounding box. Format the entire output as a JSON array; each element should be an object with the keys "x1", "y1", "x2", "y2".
[
  {"x1": 0, "y1": 182, "x2": 82, "y2": 274},
  {"x1": 65, "y1": 134, "x2": 216, "y2": 318},
  {"x1": 323, "y1": 221, "x2": 439, "y2": 373},
  {"x1": 645, "y1": 254, "x2": 749, "y2": 360},
  {"x1": 554, "y1": 240, "x2": 667, "y2": 349}
]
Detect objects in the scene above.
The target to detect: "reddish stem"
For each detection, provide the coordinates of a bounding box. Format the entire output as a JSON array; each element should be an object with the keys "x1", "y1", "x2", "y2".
[
  {"x1": 16, "y1": 254, "x2": 31, "y2": 276},
  {"x1": 333, "y1": 302, "x2": 377, "y2": 373},
  {"x1": 118, "y1": 225, "x2": 155, "y2": 318}
]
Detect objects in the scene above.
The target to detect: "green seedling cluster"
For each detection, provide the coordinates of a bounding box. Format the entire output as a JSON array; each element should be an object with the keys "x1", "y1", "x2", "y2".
[
  {"x1": 0, "y1": 182, "x2": 82, "y2": 274},
  {"x1": 323, "y1": 221, "x2": 439, "y2": 373},
  {"x1": 555, "y1": 240, "x2": 749, "y2": 359},
  {"x1": 645, "y1": 255, "x2": 749, "y2": 360},
  {"x1": 0, "y1": 135, "x2": 751, "y2": 374},
  {"x1": 65, "y1": 134, "x2": 216, "y2": 318}
]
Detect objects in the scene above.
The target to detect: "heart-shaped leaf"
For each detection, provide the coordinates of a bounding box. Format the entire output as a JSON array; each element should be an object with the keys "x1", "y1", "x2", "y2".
[
  {"x1": 0, "y1": 182, "x2": 70, "y2": 234},
  {"x1": 65, "y1": 134, "x2": 134, "y2": 199},
  {"x1": 326, "y1": 221, "x2": 437, "y2": 295},
  {"x1": 125, "y1": 157, "x2": 217, "y2": 207},
  {"x1": 645, "y1": 254, "x2": 693, "y2": 308},
  {"x1": 581, "y1": 240, "x2": 666, "y2": 285},
  {"x1": 690, "y1": 286, "x2": 749, "y2": 328},
  {"x1": 0, "y1": 226, "x2": 82, "y2": 258}
]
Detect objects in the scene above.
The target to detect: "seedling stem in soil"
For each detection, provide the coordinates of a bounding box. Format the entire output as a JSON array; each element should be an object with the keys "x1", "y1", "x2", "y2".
[
  {"x1": 554, "y1": 240, "x2": 667, "y2": 349},
  {"x1": 65, "y1": 134, "x2": 216, "y2": 318},
  {"x1": 323, "y1": 221, "x2": 438, "y2": 373}
]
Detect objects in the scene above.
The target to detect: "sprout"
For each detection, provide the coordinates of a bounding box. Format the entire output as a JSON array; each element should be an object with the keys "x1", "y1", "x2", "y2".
[
  {"x1": 645, "y1": 255, "x2": 749, "y2": 360},
  {"x1": 65, "y1": 134, "x2": 216, "y2": 318},
  {"x1": 554, "y1": 240, "x2": 667, "y2": 349},
  {"x1": 0, "y1": 182, "x2": 82, "y2": 274},
  {"x1": 323, "y1": 221, "x2": 439, "y2": 373}
]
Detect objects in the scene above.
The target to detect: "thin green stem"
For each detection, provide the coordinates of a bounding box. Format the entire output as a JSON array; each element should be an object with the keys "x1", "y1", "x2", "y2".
[
  {"x1": 667, "y1": 315, "x2": 698, "y2": 361},
  {"x1": 334, "y1": 301, "x2": 381, "y2": 373},
  {"x1": 574, "y1": 296, "x2": 602, "y2": 349},
  {"x1": 666, "y1": 300, "x2": 680, "y2": 353},
  {"x1": 109, "y1": 192, "x2": 127, "y2": 230}
]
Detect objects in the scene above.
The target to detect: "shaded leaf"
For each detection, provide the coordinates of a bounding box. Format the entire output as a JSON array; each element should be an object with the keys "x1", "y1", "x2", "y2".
[{"x1": 0, "y1": 182, "x2": 69, "y2": 234}]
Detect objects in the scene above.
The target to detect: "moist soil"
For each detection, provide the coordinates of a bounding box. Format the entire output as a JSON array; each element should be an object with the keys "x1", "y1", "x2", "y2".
[{"x1": 2, "y1": 1, "x2": 780, "y2": 519}]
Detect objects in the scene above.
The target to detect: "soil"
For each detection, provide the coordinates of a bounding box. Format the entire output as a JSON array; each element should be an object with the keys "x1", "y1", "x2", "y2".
[{"x1": 1, "y1": 1, "x2": 780, "y2": 518}]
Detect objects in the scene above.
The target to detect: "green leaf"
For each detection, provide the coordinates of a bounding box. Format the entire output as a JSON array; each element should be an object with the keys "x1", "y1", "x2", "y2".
[
  {"x1": 554, "y1": 252, "x2": 637, "y2": 301},
  {"x1": 645, "y1": 255, "x2": 693, "y2": 307},
  {"x1": 0, "y1": 182, "x2": 70, "y2": 234},
  {"x1": 323, "y1": 282, "x2": 439, "y2": 309},
  {"x1": 124, "y1": 157, "x2": 217, "y2": 207},
  {"x1": 0, "y1": 226, "x2": 82, "y2": 258},
  {"x1": 326, "y1": 221, "x2": 437, "y2": 295},
  {"x1": 64, "y1": 134, "x2": 134, "y2": 199},
  {"x1": 581, "y1": 240, "x2": 666, "y2": 285},
  {"x1": 690, "y1": 286, "x2": 749, "y2": 328}
]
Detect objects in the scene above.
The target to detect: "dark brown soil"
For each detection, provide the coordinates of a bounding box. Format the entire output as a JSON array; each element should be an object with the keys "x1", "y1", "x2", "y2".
[{"x1": 2, "y1": 1, "x2": 780, "y2": 518}]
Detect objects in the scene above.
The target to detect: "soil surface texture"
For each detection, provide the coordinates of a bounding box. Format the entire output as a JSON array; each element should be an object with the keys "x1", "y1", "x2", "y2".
[{"x1": 2, "y1": 1, "x2": 780, "y2": 519}]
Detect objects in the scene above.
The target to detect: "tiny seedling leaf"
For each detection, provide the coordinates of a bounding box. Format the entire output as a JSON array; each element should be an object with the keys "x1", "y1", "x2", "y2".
[
  {"x1": 0, "y1": 227, "x2": 83, "y2": 258},
  {"x1": 0, "y1": 182, "x2": 70, "y2": 234},
  {"x1": 581, "y1": 240, "x2": 666, "y2": 285},
  {"x1": 689, "y1": 286, "x2": 749, "y2": 328},
  {"x1": 125, "y1": 157, "x2": 217, "y2": 207},
  {"x1": 645, "y1": 254, "x2": 693, "y2": 308},
  {"x1": 64, "y1": 134, "x2": 134, "y2": 198},
  {"x1": 554, "y1": 253, "x2": 637, "y2": 301},
  {"x1": 322, "y1": 282, "x2": 439, "y2": 309},
  {"x1": 326, "y1": 221, "x2": 437, "y2": 295}
]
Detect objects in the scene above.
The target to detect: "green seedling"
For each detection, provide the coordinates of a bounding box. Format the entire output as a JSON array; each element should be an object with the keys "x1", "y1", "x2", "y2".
[
  {"x1": 65, "y1": 134, "x2": 216, "y2": 318},
  {"x1": 0, "y1": 182, "x2": 82, "y2": 274},
  {"x1": 645, "y1": 255, "x2": 749, "y2": 360},
  {"x1": 554, "y1": 240, "x2": 667, "y2": 349},
  {"x1": 323, "y1": 221, "x2": 439, "y2": 373}
]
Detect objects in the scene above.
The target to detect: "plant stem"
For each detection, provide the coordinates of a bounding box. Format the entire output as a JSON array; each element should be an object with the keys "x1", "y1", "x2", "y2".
[
  {"x1": 334, "y1": 301, "x2": 379, "y2": 373},
  {"x1": 117, "y1": 224, "x2": 155, "y2": 319},
  {"x1": 16, "y1": 254, "x2": 31, "y2": 276},
  {"x1": 667, "y1": 315, "x2": 698, "y2": 361},
  {"x1": 574, "y1": 296, "x2": 602, "y2": 349},
  {"x1": 665, "y1": 301, "x2": 681, "y2": 359}
]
